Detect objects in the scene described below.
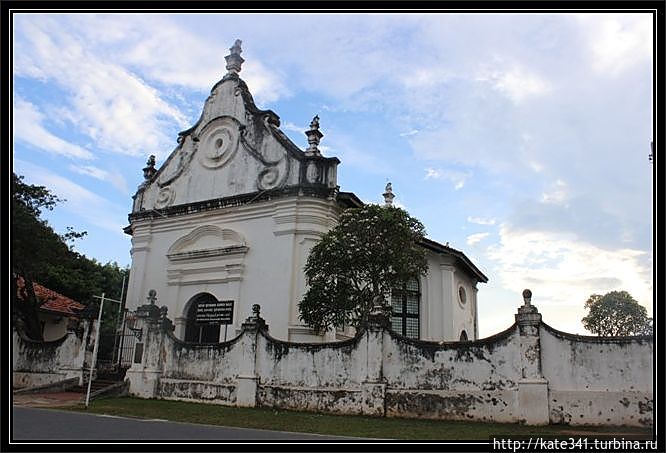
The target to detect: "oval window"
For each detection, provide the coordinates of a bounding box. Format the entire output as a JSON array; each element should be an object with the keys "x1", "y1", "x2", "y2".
[{"x1": 458, "y1": 286, "x2": 467, "y2": 306}]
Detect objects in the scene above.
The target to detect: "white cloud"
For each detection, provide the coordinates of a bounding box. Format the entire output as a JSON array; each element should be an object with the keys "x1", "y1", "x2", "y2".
[
  {"x1": 576, "y1": 14, "x2": 653, "y2": 76},
  {"x1": 540, "y1": 179, "x2": 569, "y2": 205},
  {"x1": 424, "y1": 167, "x2": 470, "y2": 190},
  {"x1": 14, "y1": 16, "x2": 189, "y2": 159},
  {"x1": 529, "y1": 161, "x2": 544, "y2": 172},
  {"x1": 69, "y1": 164, "x2": 128, "y2": 194},
  {"x1": 399, "y1": 129, "x2": 419, "y2": 137},
  {"x1": 467, "y1": 216, "x2": 496, "y2": 226},
  {"x1": 242, "y1": 59, "x2": 291, "y2": 106},
  {"x1": 467, "y1": 232, "x2": 490, "y2": 246},
  {"x1": 324, "y1": 132, "x2": 390, "y2": 175},
  {"x1": 486, "y1": 224, "x2": 652, "y2": 333},
  {"x1": 281, "y1": 121, "x2": 306, "y2": 134},
  {"x1": 13, "y1": 98, "x2": 94, "y2": 160},
  {"x1": 16, "y1": 160, "x2": 128, "y2": 236},
  {"x1": 476, "y1": 65, "x2": 552, "y2": 104}
]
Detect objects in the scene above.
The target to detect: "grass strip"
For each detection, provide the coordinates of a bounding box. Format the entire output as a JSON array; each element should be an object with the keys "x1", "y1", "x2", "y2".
[{"x1": 60, "y1": 397, "x2": 652, "y2": 441}]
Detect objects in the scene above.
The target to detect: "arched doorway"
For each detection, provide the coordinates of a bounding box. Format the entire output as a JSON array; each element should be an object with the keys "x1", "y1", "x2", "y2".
[
  {"x1": 459, "y1": 330, "x2": 469, "y2": 341},
  {"x1": 184, "y1": 293, "x2": 221, "y2": 343}
]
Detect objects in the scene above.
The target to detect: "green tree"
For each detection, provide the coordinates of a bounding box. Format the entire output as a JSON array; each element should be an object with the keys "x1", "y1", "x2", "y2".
[
  {"x1": 298, "y1": 204, "x2": 428, "y2": 333},
  {"x1": 12, "y1": 173, "x2": 128, "y2": 341},
  {"x1": 12, "y1": 173, "x2": 79, "y2": 340},
  {"x1": 582, "y1": 291, "x2": 652, "y2": 336}
]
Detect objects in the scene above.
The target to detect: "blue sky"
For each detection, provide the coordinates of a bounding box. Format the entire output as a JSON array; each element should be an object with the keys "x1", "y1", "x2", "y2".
[{"x1": 12, "y1": 12, "x2": 654, "y2": 337}]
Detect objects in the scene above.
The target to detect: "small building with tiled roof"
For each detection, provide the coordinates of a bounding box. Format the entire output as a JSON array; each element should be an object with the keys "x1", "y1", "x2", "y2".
[{"x1": 16, "y1": 277, "x2": 86, "y2": 341}]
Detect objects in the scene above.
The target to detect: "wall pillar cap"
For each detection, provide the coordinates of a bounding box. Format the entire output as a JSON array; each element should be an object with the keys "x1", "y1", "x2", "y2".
[
  {"x1": 241, "y1": 304, "x2": 268, "y2": 331},
  {"x1": 516, "y1": 288, "x2": 542, "y2": 323},
  {"x1": 366, "y1": 295, "x2": 391, "y2": 329}
]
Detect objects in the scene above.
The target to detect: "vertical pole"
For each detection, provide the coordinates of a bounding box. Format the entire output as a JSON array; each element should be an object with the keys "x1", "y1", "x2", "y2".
[
  {"x1": 224, "y1": 324, "x2": 228, "y2": 342},
  {"x1": 111, "y1": 275, "x2": 127, "y2": 367},
  {"x1": 85, "y1": 293, "x2": 104, "y2": 409},
  {"x1": 117, "y1": 309, "x2": 128, "y2": 368}
]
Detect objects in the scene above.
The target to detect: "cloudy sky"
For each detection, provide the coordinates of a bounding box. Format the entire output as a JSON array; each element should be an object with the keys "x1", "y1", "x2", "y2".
[{"x1": 11, "y1": 11, "x2": 654, "y2": 337}]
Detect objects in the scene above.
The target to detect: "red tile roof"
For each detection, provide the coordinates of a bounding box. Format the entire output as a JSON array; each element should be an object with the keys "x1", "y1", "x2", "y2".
[{"x1": 15, "y1": 277, "x2": 85, "y2": 317}]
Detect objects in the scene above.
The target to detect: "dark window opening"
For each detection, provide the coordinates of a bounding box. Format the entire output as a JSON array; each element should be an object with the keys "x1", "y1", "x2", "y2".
[
  {"x1": 184, "y1": 293, "x2": 221, "y2": 343},
  {"x1": 391, "y1": 278, "x2": 420, "y2": 339}
]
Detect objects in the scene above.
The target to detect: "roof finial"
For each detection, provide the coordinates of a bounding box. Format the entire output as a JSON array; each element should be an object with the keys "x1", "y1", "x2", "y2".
[
  {"x1": 383, "y1": 182, "x2": 395, "y2": 206},
  {"x1": 143, "y1": 155, "x2": 156, "y2": 180},
  {"x1": 304, "y1": 115, "x2": 323, "y2": 157},
  {"x1": 225, "y1": 39, "x2": 244, "y2": 75}
]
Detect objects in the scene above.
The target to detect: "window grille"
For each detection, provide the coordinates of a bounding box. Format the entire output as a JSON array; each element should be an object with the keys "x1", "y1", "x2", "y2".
[{"x1": 391, "y1": 277, "x2": 420, "y2": 339}]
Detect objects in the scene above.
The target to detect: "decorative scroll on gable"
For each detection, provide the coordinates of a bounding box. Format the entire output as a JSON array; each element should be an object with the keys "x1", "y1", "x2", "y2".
[
  {"x1": 167, "y1": 225, "x2": 248, "y2": 262},
  {"x1": 129, "y1": 40, "x2": 340, "y2": 222}
]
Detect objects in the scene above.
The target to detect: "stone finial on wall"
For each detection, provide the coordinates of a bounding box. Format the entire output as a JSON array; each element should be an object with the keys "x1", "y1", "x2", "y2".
[
  {"x1": 225, "y1": 39, "x2": 245, "y2": 75},
  {"x1": 516, "y1": 288, "x2": 541, "y2": 335},
  {"x1": 304, "y1": 115, "x2": 323, "y2": 156},
  {"x1": 143, "y1": 155, "x2": 157, "y2": 180},
  {"x1": 241, "y1": 304, "x2": 268, "y2": 331},
  {"x1": 136, "y1": 289, "x2": 161, "y2": 322},
  {"x1": 383, "y1": 182, "x2": 395, "y2": 206},
  {"x1": 518, "y1": 288, "x2": 539, "y2": 315},
  {"x1": 159, "y1": 305, "x2": 175, "y2": 332},
  {"x1": 366, "y1": 295, "x2": 391, "y2": 329}
]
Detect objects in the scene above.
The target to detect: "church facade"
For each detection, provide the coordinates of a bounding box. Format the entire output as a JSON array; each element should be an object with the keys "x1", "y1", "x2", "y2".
[{"x1": 123, "y1": 41, "x2": 487, "y2": 343}]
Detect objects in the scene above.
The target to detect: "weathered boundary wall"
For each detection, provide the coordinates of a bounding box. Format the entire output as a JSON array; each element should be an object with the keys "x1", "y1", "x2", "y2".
[
  {"x1": 126, "y1": 296, "x2": 653, "y2": 427},
  {"x1": 540, "y1": 323, "x2": 653, "y2": 426},
  {"x1": 12, "y1": 321, "x2": 93, "y2": 389}
]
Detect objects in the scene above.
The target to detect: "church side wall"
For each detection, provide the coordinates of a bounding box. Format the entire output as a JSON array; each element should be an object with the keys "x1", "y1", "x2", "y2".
[
  {"x1": 255, "y1": 332, "x2": 368, "y2": 414},
  {"x1": 421, "y1": 254, "x2": 443, "y2": 341},
  {"x1": 156, "y1": 331, "x2": 247, "y2": 405},
  {"x1": 127, "y1": 302, "x2": 653, "y2": 427},
  {"x1": 452, "y1": 271, "x2": 477, "y2": 340},
  {"x1": 421, "y1": 253, "x2": 478, "y2": 342},
  {"x1": 382, "y1": 327, "x2": 522, "y2": 423},
  {"x1": 540, "y1": 324, "x2": 653, "y2": 427}
]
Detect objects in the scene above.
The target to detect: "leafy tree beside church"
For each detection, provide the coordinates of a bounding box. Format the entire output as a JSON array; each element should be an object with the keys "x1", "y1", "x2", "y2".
[
  {"x1": 298, "y1": 203, "x2": 428, "y2": 333},
  {"x1": 12, "y1": 172, "x2": 128, "y2": 340},
  {"x1": 582, "y1": 290, "x2": 652, "y2": 337}
]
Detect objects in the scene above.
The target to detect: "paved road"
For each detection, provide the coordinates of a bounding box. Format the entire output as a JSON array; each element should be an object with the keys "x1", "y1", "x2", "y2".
[{"x1": 11, "y1": 406, "x2": 364, "y2": 441}]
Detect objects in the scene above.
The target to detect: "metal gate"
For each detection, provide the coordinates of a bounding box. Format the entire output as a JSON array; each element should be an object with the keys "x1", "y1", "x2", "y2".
[{"x1": 96, "y1": 309, "x2": 143, "y2": 377}]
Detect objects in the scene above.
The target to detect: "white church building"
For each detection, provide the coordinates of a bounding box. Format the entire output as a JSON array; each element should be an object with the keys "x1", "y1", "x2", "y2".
[{"x1": 123, "y1": 40, "x2": 487, "y2": 344}]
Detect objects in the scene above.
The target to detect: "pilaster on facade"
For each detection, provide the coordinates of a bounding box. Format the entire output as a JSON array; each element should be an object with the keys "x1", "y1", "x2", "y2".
[{"x1": 440, "y1": 263, "x2": 455, "y2": 340}]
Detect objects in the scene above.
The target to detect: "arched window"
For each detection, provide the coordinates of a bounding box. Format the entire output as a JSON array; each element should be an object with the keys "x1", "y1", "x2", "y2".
[
  {"x1": 184, "y1": 293, "x2": 221, "y2": 343},
  {"x1": 390, "y1": 277, "x2": 420, "y2": 339},
  {"x1": 459, "y1": 330, "x2": 469, "y2": 341}
]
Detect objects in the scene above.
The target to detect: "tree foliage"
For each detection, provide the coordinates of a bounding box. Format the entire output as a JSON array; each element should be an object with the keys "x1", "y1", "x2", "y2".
[
  {"x1": 298, "y1": 204, "x2": 428, "y2": 333},
  {"x1": 12, "y1": 173, "x2": 128, "y2": 340},
  {"x1": 582, "y1": 291, "x2": 652, "y2": 336}
]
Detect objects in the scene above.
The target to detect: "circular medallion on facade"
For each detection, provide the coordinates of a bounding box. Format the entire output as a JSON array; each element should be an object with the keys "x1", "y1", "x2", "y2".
[
  {"x1": 154, "y1": 186, "x2": 175, "y2": 209},
  {"x1": 305, "y1": 161, "x2": 319, "y2": 184},
  {"x1": 198, "y1": 117, "x2": 240, "y2": 169}
]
